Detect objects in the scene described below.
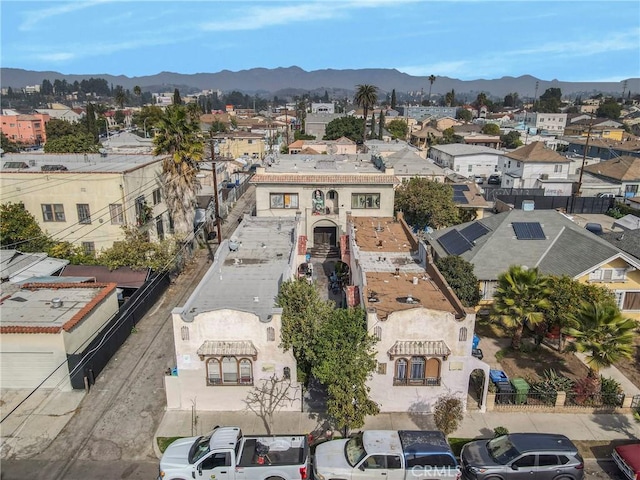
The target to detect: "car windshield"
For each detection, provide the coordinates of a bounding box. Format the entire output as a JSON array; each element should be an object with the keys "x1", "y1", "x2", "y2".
[
  {"x1": 189, "y1": 434, "x2": 212, "y2": 464},
  {"x1": 345, "y1": 434, "x2": 367, "y2": 467},
  {"x1": 486, "y1": 436, "x2": 520, "y2": 464}
]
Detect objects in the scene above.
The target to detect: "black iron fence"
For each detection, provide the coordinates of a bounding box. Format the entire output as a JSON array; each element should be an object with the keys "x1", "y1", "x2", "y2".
[
  {"x1": 492, "y1": 194, "x2": 614, "y2": 214},
  {"x1": 67, "y1": 271, "x2": 170, "y2": 389}
]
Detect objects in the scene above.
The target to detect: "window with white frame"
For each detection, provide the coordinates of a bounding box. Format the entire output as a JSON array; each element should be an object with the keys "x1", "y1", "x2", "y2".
[
  {"x1": 81, "y1": 241, "x2": 95, "y2": 256},
  {"x1": 621, "y1": 291, "x2": 640, "y2": 311},
  {"x1": 109, "y1": 203, "x2": 124, "y2": 224},
  {"x1": 42, "y1": 204, "x2": 65, "y2": 222},
  {"x1": 152, "y1": 188, "x2": 162, "y2": 205},
  {"x1": 206, "y1": 357, "x2": 254, "y2": 386},
  {"x1": 351, "y1": 193, "x2": 380, "y2": 209},
  {"x1": 77, "y1": 204, "x2": 91, "y2": 224},
  {"x1": 554, "y1": 165, "x2": 563, "y2": 173},
  {"x1": 589, "y1": 268, "x2": 626, "y2": 282},
  {"x1": 270, "y1": 193, "x2": 299, "y2": 209}
]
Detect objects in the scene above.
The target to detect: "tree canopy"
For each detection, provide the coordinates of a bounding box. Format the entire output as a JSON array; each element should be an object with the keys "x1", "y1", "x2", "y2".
[
  {"x1": 1, "y1": 132, "x2": 21, "y2": 152},
  {"x1": 0, "y1": 202, "x2": 54, "y2": 252},
  {"x1": 481, "y1": 123, "x2": 501, "y2": 135},
  {"x1": 354, "y1": 84, "x2": 378, "y2": 142},
  {"x1": 323, "y1": 116, "x2": 364, "y2": 142},
  {"x1": 98, "y1": 226, "x2": 177, "y2": 271},
  {"x1": 500, "y1": 131, "x2": 523, "y2": 149},
  {"x1": 394, "y1": 178, "x2": 460, "y2": 229},
  {"x1": 456, "y1": 108, "x2": 472, "y2": 122},
  {"x1": 386, "y1": 119, "x2": 408, "y2": 140},
  {"x1": 435, "y1": 256, "x2": 481, "y2": 307},
  {"x1": 537, "y1": 88, "x2": 562, "y2": 113},
  {"x1": 596, "y1": 99, "x2": 622, "y2": 120}
]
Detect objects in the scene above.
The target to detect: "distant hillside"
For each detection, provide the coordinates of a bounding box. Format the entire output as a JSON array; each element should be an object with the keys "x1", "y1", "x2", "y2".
[{"x1": 1, "y1": 66, "x2": 637, "y2": 99}]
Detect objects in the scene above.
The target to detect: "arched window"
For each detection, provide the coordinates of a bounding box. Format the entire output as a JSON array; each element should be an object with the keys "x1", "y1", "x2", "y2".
[
  {"x1": 374, "y1": 326, "x2": 382, "y2": 340},
  {"x1": 395, "y1": 359, "x2": 408, "y2": 383},
  {"x1": 267, "y1": 326, "x2": 275, "y2": 342},
  {"x1": 207, "y1": 358, "x2": 221, "y2": 385},
  {"x1": 425, "y1": 358, "x2": 441, "y2": 385},
  {"x1": 239, "y1": 359, "x2": 253, "y2": 384},
  {"x1": 459, "y1": 327, "x2": 468, "y2": 342},
  {"x1": 410, "y1": 357, "x2": 425, "y2": 381},
  {"x1": 283, "y1": 366, "x2": 291, "y2": 380},
  {"x1": 222, "y1": 357, "x2": 238, "y2": 384},
  {"x1": 181, "y1": 326, "x2": 189, "y2": 341}
]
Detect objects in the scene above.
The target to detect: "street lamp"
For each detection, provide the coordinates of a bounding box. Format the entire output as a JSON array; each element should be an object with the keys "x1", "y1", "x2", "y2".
[{"x1": 143, "y1": 118, "x2": 148, "y2": 138}]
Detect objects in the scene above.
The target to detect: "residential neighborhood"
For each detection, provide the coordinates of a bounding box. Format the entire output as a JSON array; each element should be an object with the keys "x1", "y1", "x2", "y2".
[{"x1": 2, "y1": 67, "x2": 640, "y2": 480}]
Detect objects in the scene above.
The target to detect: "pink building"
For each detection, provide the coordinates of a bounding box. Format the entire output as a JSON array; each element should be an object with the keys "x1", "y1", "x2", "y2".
[{"x1": 0, "y1": 113, "x2": 50, "y2": 145}]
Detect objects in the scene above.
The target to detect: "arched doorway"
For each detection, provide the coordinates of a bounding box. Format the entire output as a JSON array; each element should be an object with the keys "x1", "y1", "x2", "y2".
[
  {"x1": 313, "y1": 219, "x2": 338, "y2": 248},
  {"x1": 468, "y1": 368, "x2": 486, "y2": 410}
]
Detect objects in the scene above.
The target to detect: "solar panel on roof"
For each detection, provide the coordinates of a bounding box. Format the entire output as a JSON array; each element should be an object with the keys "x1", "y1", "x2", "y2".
[
  {"x1": 453, "y1": 193, "x2": 469, "y2": 204},
  {"x1": 3, "y1": 162, "x2": 29, "y2": 169},
  {"x1": 452, "y1": 184, "x2": 470, "y2": 192},
  {"x1": 460, "y1": 222, "x2": 490, "y2": 243},
  {"x1": 438, "y1": 229, "x2": 473, "y2": 255},
  {"x1": 512, "y1": 222, "x2": 545, "y2": 240}
]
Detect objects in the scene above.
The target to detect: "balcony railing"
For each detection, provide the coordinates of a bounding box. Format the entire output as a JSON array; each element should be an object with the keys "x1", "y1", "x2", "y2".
[{"x1": 393, "y1": 377, "x2": 441, "y2": 386}]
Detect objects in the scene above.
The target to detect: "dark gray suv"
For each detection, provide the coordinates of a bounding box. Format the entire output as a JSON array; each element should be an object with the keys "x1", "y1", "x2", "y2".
[{"x1": 460, "y1": 433, "x2": 584, "y2": 480}]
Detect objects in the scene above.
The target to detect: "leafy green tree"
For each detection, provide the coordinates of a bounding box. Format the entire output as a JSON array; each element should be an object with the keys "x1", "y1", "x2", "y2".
[
  {"x1": 324, "y1": 116, "x2": 364, "y2": 142},
  {"x1": 44, "y1": 133, "x2": 100, "y2": 153},
  {"x1": 152, "y1": 105, "x2": 204, "y2": 236},
  {"x1": 114, "y1": 85, "x2": 126, "y2": 108},
  {"x1": 45, "y1": 118, "x2": 79, "y2": 140},
  {"x1": 504, "y1": 92, "x2": 519, "y2": 107},
  {"x1": 313, "y1": 308, "x2": 379, "y2": 435},
  {"x1": 133, "y1": 85, "x2": 142, "y2": 106},
  {"x1": 565, "y1": 301, "x2": 636, "y2": 374},
  {"x1": 173, "y1": 88, "x2": 182, "y2": 105},
  {"x1": 445, "y1": 89, "x2": 455, "y2": 107},
  {"x1": 0, "y1": 202, "x2": 54, "y2": 252},
  {"x1": 394, "y1": 178, "x2": 460, "y2": 229},
  {"x1": 1, "y1": 132, "x2": 21, "y2": 152},
  {"x1": 456, "y1": 108, "x2": 472, "y2": 122},
  {"x1": 277, "y1": 279, "x2": 334, "y2": 384},
  {"x1": 41, "y1": 79, "x2": 54, "y2": 96},
  {"x1": 596, "y1": 99, "x2": 622, "y2": 120},
  {"x1": 369, "y1": 113, "x2": 376, "y2": 139},
  {"x1": 491, "y1": 265, "x2": 551, "y2": 349},
  {"x1": 386, "y1": 119, "x2": 408, "y2": 140},
  {"x1": 378, "y1": 110, "x2": 385, "y2": 140},
  {"x1": 474, "y1": 92, "x2": 488, "y2": 109},
  {"x1": 354, "y1": 84, "x2": 378, "y2": 142},
  {"x1": 481, "y1": 123, "x2": 500, "y2": 135},
  {"x1": 541, "y1": 276, "x2": 616, "y2": 351},
  {"x1": 391, "y1": 89, "x2": 397, "y2": 110},
  {"x1": 114, "y1": 110, "x2": 125, "y2": 126},
  {"x1": 47, "y1": 241, "x2": 98, "y2": 265},
  {"x1": 132, "y1": 105, "x2": 164, "y2": 136},
  {"x1": 209, "y1": 119, "x2": 227, "y2": 134},
  {"x1": 433, "y1": 395, "x2": 463, "y2": 437},
  {"x1": 538, "y1": 88, "x2": 562, "y2": 113},
  {"x1": 439, "y1": 127, "x2": 464, "y2": 144},
  {"x1": 435, "y1": 256, "x2": 481, "y2": 307},
  {"x1": 427, "y1": 75, "x2": 436, "y2": 104},
  {"x1": 500, "y1": 131, "x2": 522, "y2": 149},
  {"x1": 98, "y1": 226, "x2": 177, "y2": 271},
  {"x1": 85, "y1": 102, "x2": 99, "y2": 142},
  {"x1": 293, "y1": 131, "x2": 315, "y2": 141}
]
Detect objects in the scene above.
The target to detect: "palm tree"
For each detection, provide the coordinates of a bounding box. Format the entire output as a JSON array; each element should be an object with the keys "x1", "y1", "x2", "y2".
[
  {"x1": 427, "y1": 75, "x2": 436, "y2": 105},
  {"x1": 114, "y1": 86, "x2": 126, "y2": 109},
  {"x1": 564, "y1": 301, "x2": 636, "y2": 375},
  {"x1": 354, "y1": 84, "x2": 378, "y2": 143},
  {"x1": 491, "y1": 265, "x2": 551, "y2": 349},
  {"x1": 133, "y1": 85, "x2": 142, "y2": 106},
  {"x1": 152, "y1": 105, "x2": 204, "y2": 237}
]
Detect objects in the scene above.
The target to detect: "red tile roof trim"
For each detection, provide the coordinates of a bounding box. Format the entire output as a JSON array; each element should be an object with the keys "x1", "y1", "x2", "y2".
[
  {"x1": 0, "y1": 282, "x2": 117, "y2": 334},
  {"x1": 251, "y1": 174, "x2": 398, "y2": 184}
]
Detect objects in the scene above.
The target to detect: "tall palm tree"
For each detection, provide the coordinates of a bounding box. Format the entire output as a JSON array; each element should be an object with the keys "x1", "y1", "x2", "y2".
[
  {"x1": 491, "y1": 265, "x2": 551, "y2": 349},
  {"x1": 427, "y1": 75, "x2": 436, "y2": 105},
  {"x1": 354, "y1": 84, "x2": 378, "y2": 143},
  {"x1": 152, "y1": 105, "x2": 204, "y2": 237},
  {"x1": 133, "y1": 85, "x2": 142, "y2": 106},
  {"x1": 564, "y1": 301, "x2": 636, "y2": 374}
]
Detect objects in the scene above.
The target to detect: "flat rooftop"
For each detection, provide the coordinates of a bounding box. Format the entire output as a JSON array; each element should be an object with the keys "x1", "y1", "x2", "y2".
[
  {"x1": 259, "y1": 153, "x2": 381, "y2": 174},
  {"x1": 352, "y1": 217, "x2": 458, "y2": 319},
  {"x1": 180, "y1": 216, "x2": 299, "y2": 322},
  {"x1": 0, "y1": 283, "x2": 115, "y2": 333},
  {"x1": 1, "y1": 153, "x2": 162, "y2": 174}
]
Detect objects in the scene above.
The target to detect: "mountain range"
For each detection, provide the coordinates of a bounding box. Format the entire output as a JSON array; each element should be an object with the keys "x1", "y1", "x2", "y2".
[{"x1": 2, "y1": 66, "x2": 638, "y2": 100}]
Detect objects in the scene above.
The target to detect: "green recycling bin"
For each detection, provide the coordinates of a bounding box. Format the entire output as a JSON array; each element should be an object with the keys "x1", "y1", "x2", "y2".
[{"x1": 510, "y1": 378, "x2": 529, "y2": 404}]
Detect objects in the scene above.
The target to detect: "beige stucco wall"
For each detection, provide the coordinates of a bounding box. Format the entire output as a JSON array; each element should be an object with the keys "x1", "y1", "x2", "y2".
[
  {"x1": 366, "y1": 307, "x2": 480, "y2": 412},
  {"x1": 62, "y1": 289, "x2": 119, "y2": 353},
  {"x1": 254, "y1": 184, "x2": 395, "y2": 247},
  {"x1": 168, "y1": 309, "x2": 300, "y2": 411},
  {"x1": 217, "y1": 137, "x2": 266, "y2": 160}
]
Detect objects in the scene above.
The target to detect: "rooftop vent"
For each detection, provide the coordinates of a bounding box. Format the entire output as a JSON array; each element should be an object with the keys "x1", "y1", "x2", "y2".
[
  {"x1": 51, "y1": 298, "x2": 63, "y2": 308},
  {"x1": 41, "y1": 164, "x2": 68, "y2": 172}
]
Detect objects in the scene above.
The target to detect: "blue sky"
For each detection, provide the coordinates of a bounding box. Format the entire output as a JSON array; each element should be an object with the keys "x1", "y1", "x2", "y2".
[{"x1": 1, "y1": 0, "x2": 639, "y2": 82}]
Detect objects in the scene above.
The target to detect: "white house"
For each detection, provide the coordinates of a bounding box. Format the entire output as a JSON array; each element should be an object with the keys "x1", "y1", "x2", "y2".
[
  {"x1": 428, "y1": 144, "x2": 503, "y2": 180},
  {"x1": 514, "y1": 112, "x2": 568, "y2": 135},
  {"x1": 165, "y1": 216, "x2": 303, "y2": 412},
  {"x1": 0, "y1": 282, "x2": 119, "y2": 390},
  {"x1": 347, "y1": 215, "x2": 489, "y2": 412},
  {"x1": 498, "y1": 141, "x2": 570, "y2": 189}
]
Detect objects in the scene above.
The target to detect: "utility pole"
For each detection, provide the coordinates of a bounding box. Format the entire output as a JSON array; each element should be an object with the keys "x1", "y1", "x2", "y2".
[
  {"x1": 533, "y1": 81, "x2": 539, "y2": 112},
  {"x1": 210, "y1": 137, "x2": 222, "y2": 243},
  {"x1": 575, "y1": 114, "x2": 594, "y2": 198}
]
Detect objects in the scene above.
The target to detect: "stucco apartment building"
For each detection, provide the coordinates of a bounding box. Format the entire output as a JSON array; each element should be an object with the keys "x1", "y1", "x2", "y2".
[
  {"x1": 347, "y1": 215, "x2": 488, "y2": 412},
  {"x1": 428, "y1": 144, "x2": 503, "y2": 179},
  {"x1": 0, "y1": 112, "x2": 50, "y2": 145},
  {"x1": 250, "y1": 154, "x2": 397, "y2": 250},
  {"x1": 0, "y1": 282, "x2": 119, "y2": 390},
  {"x1": 515, "y1": 112, "x2": 568, "y2": 135},
  {"x1": 0, "y1": 153, "x2": 168, "y2": 253},
  {"x1": 165, "y1": 216, "x2": 303, "y2": 412},
  {"x1": 211, "y1": 131, "x2": 266, "y2": 161},
  {"x1": 498, "y1": 141, "x2": 571, "y2": 189}
]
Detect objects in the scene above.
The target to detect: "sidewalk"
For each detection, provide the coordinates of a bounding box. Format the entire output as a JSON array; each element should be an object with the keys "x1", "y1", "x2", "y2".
[{"x1": 153, "y1": 408, "x2": 640, "y2": 458}]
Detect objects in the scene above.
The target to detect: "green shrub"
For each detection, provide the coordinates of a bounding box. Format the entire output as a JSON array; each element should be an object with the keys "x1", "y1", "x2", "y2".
[
  {"x1": 157, "y1": 436, "x2": 183, "y2": 453},
  {"x1": 493, "y1": 426, "x2": 509, "y2": 437},
  {"x1": 495, "y1": 348, "x2": 508, "y2": 361}
]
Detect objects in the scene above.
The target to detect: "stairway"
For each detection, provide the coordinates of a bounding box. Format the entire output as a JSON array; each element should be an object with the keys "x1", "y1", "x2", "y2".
[{"x1": 308, "y1": 245, "x2": 340, "y2": 260}]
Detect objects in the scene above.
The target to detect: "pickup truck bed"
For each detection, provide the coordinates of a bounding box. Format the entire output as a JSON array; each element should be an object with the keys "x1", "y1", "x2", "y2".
[{"x1": 238, "y1": 436, "x2": 307, "y2": 467}]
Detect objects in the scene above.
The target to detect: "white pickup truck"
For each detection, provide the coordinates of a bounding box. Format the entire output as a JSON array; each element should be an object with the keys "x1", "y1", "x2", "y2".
[
  {"x1": 158, "y1": 426, "x2": 310, "y2": 480},
  {"x1": 313, "y1": 430, "x2": 460, "y2": 480}
]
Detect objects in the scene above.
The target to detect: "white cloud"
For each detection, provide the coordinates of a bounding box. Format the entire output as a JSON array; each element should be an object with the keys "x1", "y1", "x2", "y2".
[
  {"x1": 19, "y1": 0, "x2": 114, "y2": 31},
  {"x1": 33, "y1": 52, "x2": 76, "y2": 63}
]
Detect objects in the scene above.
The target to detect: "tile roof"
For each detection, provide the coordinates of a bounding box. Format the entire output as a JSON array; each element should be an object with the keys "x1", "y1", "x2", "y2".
[
  {"x1": 197, "y1": 340, "x2": 257, "y2": 358},
  {"x1": 387, "y1": 340, "x2": 451, "y2": 358},
  {"x1": 251, "y1": 174, "x2": 398, "y2": 184},
  {"x1": 505, "y1": 141, "x2": 569, "y2": 163},
  {"x1": 582, "y1": 156, "x2": 640, "y2": 181}
]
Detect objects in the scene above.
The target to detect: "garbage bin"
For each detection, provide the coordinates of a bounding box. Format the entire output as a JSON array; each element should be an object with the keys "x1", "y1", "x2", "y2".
[
  {"x1": 511, "y1": 378, "x2": 529, "y2": 404},
  {"x1": 472, "y1": 334, "x2": 480, "y2": 350},
  {"x1": 495, "y1": 381, "x2": 515, "y2": 404},
  {"x1": 490, "y1": 369, "x2": 509, "y2": 385}
]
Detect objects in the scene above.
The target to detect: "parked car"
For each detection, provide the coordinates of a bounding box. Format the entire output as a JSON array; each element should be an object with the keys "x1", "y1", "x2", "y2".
[
  {"x1": 474, "y1": 175, "x2": 485, "y2": 184},
  {"x1": 472, "y1": 348, "x2": 484, "y2": 360},
  {"x1": 460, "y1": 433, "x2": 584, "y2": 480},
  {"x1": 314, "y1": 430, "x2": 459, "y2": 480},
  {"x1": 612, "y1": 443, "x2": 640, "y2": 480},
  {"x1": 487, "y1": 174, "x2": 501, "y2": 185},
  {"x1": 597, "y1": 192, "x2": 616, "y2": 198}
]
